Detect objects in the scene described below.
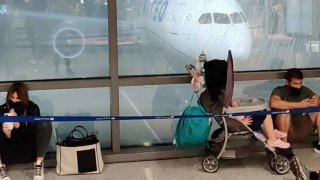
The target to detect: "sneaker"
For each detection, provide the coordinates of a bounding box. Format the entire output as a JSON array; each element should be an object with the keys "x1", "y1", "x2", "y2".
[
  {"x1": 290, "y1": 156, "x2": 308, "y2": 180},
  {"x1": 310, "y1": 171, "x2": 320, "y2": 180},
  {"x1": 0, "y1": 165, "x2": 11, "y2": 180},
  {"x1": 252, "y1": 131, "x2": 267, "y2": 142},
  {"x1": 267, "y1": 139, "x2": 290, "y2": 149},
  {"x1": 274, "y1": 129, "x2": 287, "y2": 138},
  {"x1": 33, "y1": 162, "x2": 44, "y2": 180},
  {"x1": 313, "y1": 143, "x2": 320, "y2": 153}
]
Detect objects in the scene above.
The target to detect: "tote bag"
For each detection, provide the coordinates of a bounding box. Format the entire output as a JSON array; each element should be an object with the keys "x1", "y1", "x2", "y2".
[{"x1": 56, "y1": 125, "x2": 104, "y2": 175}]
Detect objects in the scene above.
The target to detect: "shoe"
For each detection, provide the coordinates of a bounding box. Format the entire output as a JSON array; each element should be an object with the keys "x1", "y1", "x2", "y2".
[
  {"x1": 33, "y1": 162, "x2": 44, "y2": 180},
  {"x1": 252, "y1": 131, "x2": 267, "y2": 142},
  {"x1": 290, "y1": 156, "x2": 308, "y2": 180},
  {"x1": 314, "y1": 143, "x2": 320, "y2": 153},
  {"x1": 310, "y1": 171, "x2": 320, "y2": 180},
  {"x1": 0, "y1": 165, "x2": 11, "y2": 180},
  {"x1": 267, "y1": 139, "x2": 290, "y2": 149},
  {"x1": 274, "y1": 129, "x2": 287, "y2": 138}
]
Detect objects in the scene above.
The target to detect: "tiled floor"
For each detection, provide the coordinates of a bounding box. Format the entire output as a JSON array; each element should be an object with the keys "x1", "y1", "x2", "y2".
[{"x1": 5, "y1": 148, "x2": 320, "y2": 180}]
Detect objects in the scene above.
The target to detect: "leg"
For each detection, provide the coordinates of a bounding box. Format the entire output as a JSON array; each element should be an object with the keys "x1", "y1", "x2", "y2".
[
  {"x1": 0, "y1": 133, "x2": 10, "y2": 180},
  {"x1": 64, "y1": 58, "x2": 75, "y2": 76},
  {"x1": 54, "y1": 53, "x2": 60, "y2": 74},
  {"x1": 309, "y1": 112, "x2": 320, "y2": 153},
  {"x1": 36, "y1": 122, "x2": 52, "y2": 160},
  {"x1": 264, "y1": 115, "x2": 290, "y2": 148},
  {"x1": 275, "y1": 114, "x2": 291, "y2": 142},
  {"x1": 289, "y1": 114, "x2": 314, "y2": 143},
  {"x1": 34, "y1": 122, "x2": 52, "y2": 180},
  {"x1": 309, "y1": 112, "x2": 320, "y2": 143},
  {"x1": 263, "y1": 115, "x2": 277, "y2": 141}
]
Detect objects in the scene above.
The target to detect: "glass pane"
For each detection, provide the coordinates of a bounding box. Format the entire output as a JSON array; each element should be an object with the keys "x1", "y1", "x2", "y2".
[
  {"x1": 234, "y1": 78, "x2": 320, "y2": 101},
  {"x1": 237, "y1": 0, "x2": 320, "y2": 71},
  {"x1": 118, "y1": 0, "x2": 320, "y2": 74},
  {"x1": 119, "y1": 84, "x2": 192, "y2": 147},
  {"x1": 0, "y1": 87, "x2": 111, "y2": 151},
  {"x1": 0, "y1": 0, "x2": 108, "y2": 81}
]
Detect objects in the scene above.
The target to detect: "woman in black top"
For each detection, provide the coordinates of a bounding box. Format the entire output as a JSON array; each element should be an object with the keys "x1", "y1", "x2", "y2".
[{"x1": 0, "y1": 82, "x2": 52, "y2": 180}]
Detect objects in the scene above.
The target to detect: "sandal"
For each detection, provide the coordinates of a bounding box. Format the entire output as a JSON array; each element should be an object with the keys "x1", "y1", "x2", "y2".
[
  {"x1": 274, "y1": 129, "x2": 287, "y2": 138},
  {"x1": 267, "y1": 139, "x2": 290, "y2": 149}
]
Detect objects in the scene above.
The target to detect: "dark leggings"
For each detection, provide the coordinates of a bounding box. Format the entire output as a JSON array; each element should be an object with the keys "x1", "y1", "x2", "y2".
[
  {"x1": 0, "y1": 122, "x2": 52, "y2": 164},
  {"x1": 36, "y1": 122, "x2": 52, "y2": 157},
  {"x1": 248, "y1": 115, "x2": 266, "y2": 131}
]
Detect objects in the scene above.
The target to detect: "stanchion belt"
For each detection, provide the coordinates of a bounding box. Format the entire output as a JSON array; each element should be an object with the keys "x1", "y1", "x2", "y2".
[{"x1": 0, "y1": 107, "x2": 320, "y2": 122}]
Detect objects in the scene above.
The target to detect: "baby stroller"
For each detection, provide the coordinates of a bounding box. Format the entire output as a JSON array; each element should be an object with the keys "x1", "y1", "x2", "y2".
[{"x1": 187, "y1": 51, "x2": 292, "y2": 175}]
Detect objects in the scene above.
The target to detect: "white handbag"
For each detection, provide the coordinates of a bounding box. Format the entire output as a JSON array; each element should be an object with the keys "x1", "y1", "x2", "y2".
[{"x1": 56, "y1": 126, "x2": 104, "y2": 175}]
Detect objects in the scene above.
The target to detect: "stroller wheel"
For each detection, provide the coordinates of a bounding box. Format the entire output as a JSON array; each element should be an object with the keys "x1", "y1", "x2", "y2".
[
  {"x1": 269, "y1": 156, "x2": 276, "y2": 171},
  {"x1": 265, "y1": 148, "x2": 274, "y2": 160},
  {"x1": 202, "y1": 156, "x2": 219, "y2": 173},
  {"x1": 274, "y1": 155, "x2": 290, "y2": 175}
]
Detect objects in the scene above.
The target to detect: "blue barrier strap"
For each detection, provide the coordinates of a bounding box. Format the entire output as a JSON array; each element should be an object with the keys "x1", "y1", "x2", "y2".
[{"x1": 0, "y1": 107, "x2": 319, "y2": 122}]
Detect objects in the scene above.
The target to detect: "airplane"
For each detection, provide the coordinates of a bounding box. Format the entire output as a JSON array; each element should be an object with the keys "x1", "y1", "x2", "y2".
[
  {"x1": 7, "y1": 0, "x2": 252, "y2": 63},
  {"x1": 136, "y1": 0, "x2": 252, "y2": 62}
]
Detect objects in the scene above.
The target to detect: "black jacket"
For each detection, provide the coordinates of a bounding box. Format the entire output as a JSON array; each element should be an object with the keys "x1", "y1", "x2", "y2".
[{"x1": 0, "y1": 101, "x2": 40, "y2": 164}]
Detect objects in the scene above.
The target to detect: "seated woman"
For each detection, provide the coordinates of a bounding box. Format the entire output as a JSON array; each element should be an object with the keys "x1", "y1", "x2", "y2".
[
  {"x1": 0, "y1": 82, "x2": 52, "y2": 180},
  {"x1": 230, "y1": 99, "x2": 290, "y2": 149}
]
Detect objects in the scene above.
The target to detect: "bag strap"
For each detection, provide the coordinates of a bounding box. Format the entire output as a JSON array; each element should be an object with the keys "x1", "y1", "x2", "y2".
[
  {"x1": 67, "y1": 129, "x2": 86, "y2": 139},
  {"x1": 72, "y1": 125, "x2": 89, "y2": 137},
  {"x1": 188, "y1": 93, "x2": 195, "y2": 106}
]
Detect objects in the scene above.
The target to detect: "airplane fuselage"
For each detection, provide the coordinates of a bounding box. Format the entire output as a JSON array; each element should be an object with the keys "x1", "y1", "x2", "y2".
[{"x1": 138, "y1": 0, "x2": 252, "y2": 62}]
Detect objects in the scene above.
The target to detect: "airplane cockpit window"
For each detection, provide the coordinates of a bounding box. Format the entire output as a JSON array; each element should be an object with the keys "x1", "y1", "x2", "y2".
[
  {"x1": 240, "y1": 12, "x2": 248, "y2": 23},
  {"x1": 213, "y1": 13, "x2": 230, "y2": 24},
  {"x1": 198, "y1": 13, "x2": 212, "y2": 24},
  {"x1": 230, "y1": 12, "x2": 243, "y2": 24}
]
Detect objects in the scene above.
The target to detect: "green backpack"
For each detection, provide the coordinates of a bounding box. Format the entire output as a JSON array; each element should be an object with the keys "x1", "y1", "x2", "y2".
[{"x1": 174, "y1": 105, "x2": 211, "y2": 147}]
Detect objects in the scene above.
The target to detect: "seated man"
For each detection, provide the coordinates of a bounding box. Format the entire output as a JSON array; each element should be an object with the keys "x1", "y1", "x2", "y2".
[{"x1": 269, "y1": 68, "x2": 320, "y2": 153}]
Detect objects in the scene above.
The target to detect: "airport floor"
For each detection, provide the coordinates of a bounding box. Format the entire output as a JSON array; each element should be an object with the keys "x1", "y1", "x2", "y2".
[{"x1": 4, "y1": 148, "x2": 320, "y2": 180}]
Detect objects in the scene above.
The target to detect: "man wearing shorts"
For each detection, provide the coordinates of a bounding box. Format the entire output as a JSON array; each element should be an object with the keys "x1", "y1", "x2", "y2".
[{"x1": 269, "y1": 68, "x2": 320, "y2": 153}]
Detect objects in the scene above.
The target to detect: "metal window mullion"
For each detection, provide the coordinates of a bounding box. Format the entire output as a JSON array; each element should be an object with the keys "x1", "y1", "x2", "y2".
[{"x1": 108, "y1": 0, "x2": 120, "y2": 153}]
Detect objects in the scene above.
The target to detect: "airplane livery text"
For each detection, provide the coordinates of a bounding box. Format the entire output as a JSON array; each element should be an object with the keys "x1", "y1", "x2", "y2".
[{"x1": 140, "y1": 0, "x2": 168, "y2": 22}]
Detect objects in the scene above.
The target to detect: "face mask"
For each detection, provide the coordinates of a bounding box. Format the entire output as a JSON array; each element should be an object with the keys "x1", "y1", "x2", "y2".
[
  {"x1": 7, "y1": 101, "x2": 25, "y2": 115},
  {"x1": 288, "y1": 86, "x2": 302, "y2": 96}
]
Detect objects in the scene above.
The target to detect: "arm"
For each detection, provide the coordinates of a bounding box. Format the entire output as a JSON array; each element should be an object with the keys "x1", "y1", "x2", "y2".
[
  {"x1": 308, "y1": 95, "x2": 320, "y2": 107},
  {"x1": 269, "y1": 94, "x2": 310, "y2": 110},
  {"x1": 3, "y1": 101, "x2": 40, "y2": 140}
]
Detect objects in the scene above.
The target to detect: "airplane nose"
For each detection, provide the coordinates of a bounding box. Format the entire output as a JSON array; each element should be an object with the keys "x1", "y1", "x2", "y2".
[
  {"x1": 226, "y1": 29, "x2": 252, "y2": 62},
  {"x1": 208, "y1": 28, "x2": 252, "y2": 62}
]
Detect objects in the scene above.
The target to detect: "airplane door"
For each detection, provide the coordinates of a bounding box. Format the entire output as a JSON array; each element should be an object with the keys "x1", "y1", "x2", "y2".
[
  {"x1": 170, "y1": 11, "x2": 181, "y2": 34},
  {"x1": 170, "y1": 3, "x2": 186, "y2": 35}
]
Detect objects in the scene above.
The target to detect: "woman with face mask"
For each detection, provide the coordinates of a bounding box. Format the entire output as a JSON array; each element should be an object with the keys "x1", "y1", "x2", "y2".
[{"x1": 0, "y1": 82, "x2": 52, "y2": 180}]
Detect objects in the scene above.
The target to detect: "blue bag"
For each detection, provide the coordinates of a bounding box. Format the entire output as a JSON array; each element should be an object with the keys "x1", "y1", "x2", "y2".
[{"x1": 174, "y1": 104, "x2": 211, "y2": 147}]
